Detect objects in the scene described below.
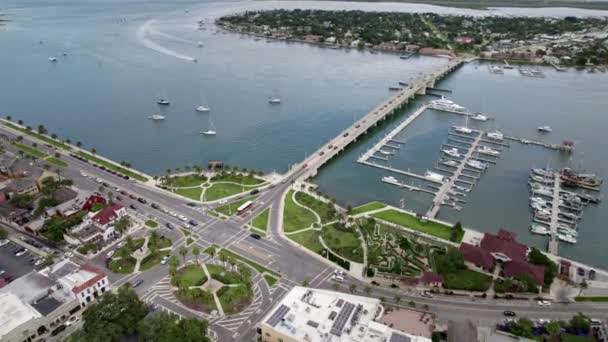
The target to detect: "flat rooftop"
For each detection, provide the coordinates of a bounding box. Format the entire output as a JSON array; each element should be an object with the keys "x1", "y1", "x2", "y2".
[
  {"x1": 0, "y1": 292, "x2": 42, "y2": 339},
  {"x1": 260, "y1": 286, "x2": 430, "y2": 342}
]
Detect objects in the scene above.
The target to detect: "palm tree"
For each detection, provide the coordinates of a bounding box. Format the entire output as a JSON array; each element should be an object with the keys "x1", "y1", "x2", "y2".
[
  {"x1": 546, "y1": 321, "x2": 561, "y2": 342},
  {"x1": 408, "y1": 300, "x2": 416, "y2": 308},
  {"x1": 578, "y1": 279, "x2": 589, "y2": 296},
  {"x1": 17, "y1": 119, "x2": 23, "y2": 125},
  {"x1": 169, "y1": 255, "x2": 180, "y2": 275},
  {"x1": 394, "y1": 295, "x2": 402, "y2": 306},
  {"x1": 349, "y1": 283, "x2": 357, "y2": 294},
  {"x1": 65, "y1": 139, "x2": 71, "y2": 144},
  {"x1": 76, "y1": 141, "x2": 82, "y2": 148},
  {"x1": 208, "y1": 247, "x2": 216, "y2": 261},
  {"x1": 192, "y1": 246, "x2": 200, "y2": 264},
  {"x1": 16, "y1": 135, "x2": 23, "y2": 142},
  {"x1": 91, "y1": 148, "x2": 97, "y2": 155},
  {"x1": 38, "y1": 124, "x2": 47, "y2": 134},
  {"x1": 302, "y1": 279, "x2": 310, "y2": 287},
  {"x1": 51, "y1": 133, "x2": 57, "y2": 139},
  {"x1": 228, "y1": 257, "x2": 236, "y2": 272},
  {"x1": 166, "y1": 168, "x2": 172, "y2": 177},
  {"x1": 32, "y1": 142, "x2": 38, "y2": 148},
  {"x1": 178, "y1": 246, "x2": 188, "y2": 264},
  {"x1": 6, "y1": 115, "x2": 11, "y2": 121}
]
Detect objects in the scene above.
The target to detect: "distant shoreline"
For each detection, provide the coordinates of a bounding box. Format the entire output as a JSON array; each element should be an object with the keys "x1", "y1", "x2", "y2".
[{"x1": 315, "y1": 0, "x2": 608, "y2": 11}]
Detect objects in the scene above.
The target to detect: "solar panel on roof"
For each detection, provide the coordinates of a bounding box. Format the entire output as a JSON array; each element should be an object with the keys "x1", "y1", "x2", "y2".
[
  {"x1": 307, "y1": 320, "x2": 319, "y2": 328},
  {"x1": 336, "y1": 298, "x2": 344, "y2": 307},
  {"x1": 390, "y1": 333, "x2": 412, "y2": 342},
  {"x1": 266, "y1": 304, "x2": 290, "y2": 327},
  {"x1": 329, "y1": 311, "x2": 337, "y2": 320},
  {"x1": 329, "y1": 302, "x2": 355, "y2": 336}
]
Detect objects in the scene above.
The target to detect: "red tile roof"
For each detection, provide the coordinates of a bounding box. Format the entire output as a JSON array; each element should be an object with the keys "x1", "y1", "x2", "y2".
[
  {"x1": 92, "y1": 204, "x2": 123, "y2": 225},
  {"x1": 82, "y1": 194, "x2": 106, "y2": 211},
  {"x1": 421, "y1": 271, "x2": 443, "y2": 285},
  {"x1": 71, "y1": 264, "x2": 107, "y2": 294},
  {"x1": 460, "y1": 243, "x2": 494, "y2": 270},
  {"x1": 503, "y1": 260, "x2": 545, "y2": 286},
  {"x1": 480, "y1": 229, "x2": 527, "y2": 262}
]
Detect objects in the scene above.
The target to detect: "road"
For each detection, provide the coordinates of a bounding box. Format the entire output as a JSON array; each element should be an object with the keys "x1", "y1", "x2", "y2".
[{"x1": 1, "y1": 124, "x2": 607, "y2": 342}]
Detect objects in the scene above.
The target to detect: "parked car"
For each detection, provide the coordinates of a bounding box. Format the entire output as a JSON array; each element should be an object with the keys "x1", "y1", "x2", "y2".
[
  {"x1": 249, "y1": 233, "x2": 261, "y2": 240},
  {"x1": 151, "y1": 203, "x2": 160, "y2": 209},
  {"x1": 331, "y1": 274, "x2": 344, "y2": 282},
  {"x1": 421, "y1": 291, "x2": 433, "y2": 298},
  {"x1": 178, "y1": 215, "x2": 187, "y2": 222},
  {"x1": 137, "y1": 198, "x2": 147, "y2": 204},
  {"x1": 129, "y1": 194, "x2": 137, "y2": 200},
  {"x1": 3, "y1": 274, "x2": 14, "y2": 283},
  {"x1": 133, "y1": 279, "x2": 144, "y2": 288},
  {"x1": 129, "y1": 204, "x2": 137, "y2": 210},
  {"x1": 116, "y1": 196, "x2": 122, "y2": 201},
  {"x1": 15, "y1": 249, "x2": 27, "y2": 256},
  {"x1": 0, "y1": 239, "x2": 9, "y2": 247},
  {"x1": 64, "y1": 252, "x2": 74, "y2": 259},
  {"x1": 186, "y1": 203, "x2": 197, "y2": 207},
  {"x1": 577, "y1": 267, "x2": 585, "y2": 276},
  {"x1": 503, "y1": 311, "x2": 516, "y2": 317},
  {"x1": 106, "y1": 250, "x2": 115, "y2": 259},
  {"x1": 0, "y1": 270, "x2": 5, "y2": 276},
  {"x1": 65, "y1": 316, "x2": 80, "y2": 326},
  {"x1": 116, "y1": 241, "x2": 126, "y2": 248},
  {"x1": 189, "y1": 220, "x2": 198, "y2": 226},
  {"x1": 165, "y1": 223, "x2": 175, "y2": 230},
  {"x1": 589, "y1": 269, "x2": 596, "y2": 280},
  {"x1": 537, "y1": 300, "x2": 551, "y2": 306},
  {"x1": 250, "y1": 189, "x2": 259, "y2": 195},
  {"x1": 160, "y1": 255, "x2": 170, "y2": 265}
]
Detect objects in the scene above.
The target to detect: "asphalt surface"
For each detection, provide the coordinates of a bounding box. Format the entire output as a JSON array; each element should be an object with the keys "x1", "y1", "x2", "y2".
[{"x1": 1, "y1": 125, "x2": 607, "y2": 342}]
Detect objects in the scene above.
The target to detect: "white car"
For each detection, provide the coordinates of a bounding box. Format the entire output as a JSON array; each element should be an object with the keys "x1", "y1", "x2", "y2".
[
  {"x1": 178, "y1": 215, "x2": 187, "y2": 221},
  {"x1": 160, "y1": 255, "x2": 170, "y2": 265},
  {"x1": 106, "y1": 250, "x2": 115, "y2": 259},
  {"x1": 332, "y1": 275, "x2": 344, "y2": 282},
  {"x1": 0, "y1": 239, "x2": 9, "y2": 247},
  {"x1": 116, "y1": 241, "x2": 126, "y2": 248},
  {"x1": 218, "y1": 199, "x2": 227, "y2": 204},
  {"x1": 95, "y1": 178, "x2": 103, "y2": 184},
  {"x1": 64, "y1": 252, "x2": 74, "y2": 259},
  {"x1": 80, "y1": 171, "x2": 87, "y2": 177},
  {"x1": 169, "y1": 212, "x2": 177, "y2": 217},
  {"x1": 333, "y1": 270, "x2": 345, "y2": 277},
  {"x1": 0, "y1": 270, "x2": 5, "y2": 276},
  {"x1": 66, "y1": 316, "x2": 80, "y2": 326},
  {"x1": 34, "y1": 259, "x2": 45, "y2": 266},
  {"x1": 161, "y1": 208, "x2": 169, "y2": 214},
  {"x1": 537, "y1": 300, "x2": 551, "y2": 306},
  {"x1": 15, "y1": 249, "x2": 28, "y2": 256},
  {"x1": 182, "y1": 223, "x2": 191, "y2": 229}
]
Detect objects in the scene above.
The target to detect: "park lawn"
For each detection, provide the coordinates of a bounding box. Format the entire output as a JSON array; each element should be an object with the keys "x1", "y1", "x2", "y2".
[
  {"x1": 283, "y1": 190, "x2": 317, "y2": 232},
  {"x1": 5, "y1": 123, "x2": 72, "y2": 151},
  {"x1": 139, "y1": 251, "x2": 170, "y2": 271},
  {"x1": 14, "y1": 143, "x2": 47, "y2": 158},
  {"x1": 288, "y1": 230, "x2": 323, "y2": 255},
  {"x1": 211, "y1": 173, "x2": 264, "y2": 185},
  {"x1": 206, "y1": 264, "x2": 243, "y2": 285},
  {"x1": 171, "y1": 264, "x2": 207, "y2": 287},
  {"x1": 561, "y1": 335, "x2": 595, "y2": 342},
  {"x1": 204, "y1": 183, "x2": 247, "y2": 201},
  {"x1": 321, "y1": 224, "x2": 364, "y2": 263},
  {"x1": 46, "y1": 157, "x2": 68, "y2": 167},
  {"x1": 251, "y1": 208, "x2": 270, "y2": 231},
  {"x1": 175, "y1": 187, "x2": 202, "y2": 201},
  {"x1": 145, "y1": 220, "x2": 158, "y2": 228},
  {"x1": 295, "y1": 192, "x2": 334, "y2": 223},
  {"x1": 109, "y1": 257, "x2": 136, "y2": 274},
  {"x1": 350, "y1": 202, "x2": 386, "y2": 215},
  {"x1": 115, "y1": 238, "x2": 145, "y2": 256},
  {"x1": 75, "y1": 151, "x2": 147, "y2": 182},
  {"x1": 442, "y1": 270, "x2": 492, "y2": 291},
  {"x1": 175, "y1": 288, "x2": 216, "y2": 313},
  {"x1": 164, "y1": 174, "x2": 206, "y2": 187},
  {"x1": 156, "y1": 236, "x2": 172, "y2": 249},
  {"x1": 217, "y1": 285, "x2": 253, "y2": 315},
  {"x1": 214, "y1": 195, "x2": 259, "y2": 216},
  {"x1": 215, "y1": 245, "x2": 281, "y2": 278},
  {"x1": 372, "y1": 209, "x2": 461, "y2": 242},
  {"x1": 264, "y1": 274, "x2": 279, "y2": 287},
  {"x1": 574, "y1": 296, "x2": 608, "y2": 302}
]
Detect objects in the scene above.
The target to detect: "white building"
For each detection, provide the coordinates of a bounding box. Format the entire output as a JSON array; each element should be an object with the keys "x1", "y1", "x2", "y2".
[
  {"x1": 257, "y1": 287, "x2": 431, "y2": 342},
  {"x1": 64, "y1": 204, "x2": 126, "y2": 245}
]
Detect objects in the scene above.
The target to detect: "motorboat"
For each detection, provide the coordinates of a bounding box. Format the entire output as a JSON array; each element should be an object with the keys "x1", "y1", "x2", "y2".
[
  {"x1": 268, "y1": 97, "x2": 281, "y2": 104},
  {"x1": 429, "y1": 97, "x2": 466, "y2": 113},
  {"x1": 442, "y1": 148, "x2": 461, "y2": 158},
  {"x1": 558, "y1": 234, "x2": 577, "y2": 244},
  {"x1": 530, "y1": 224, "x2": 550, "y2": 235},
  {"x1": 466, "y1": 160, "x2": 487, "y2": 171},
  {"x1": 424, "y1": 171, "x2": 445, "y2": 183},
  {"x1": 442, "y1": 160, "x2": 460, "y2": 167},
  {"x1": 148, "y1": 114, "x2": 166, "y2": 120},
  {"x1": 477, "y1": 146, "x2": 500, "y2": 156},
  {"x1": 470, "y1": 113, "x2": 488, "y2": 121},
  {"x1": 197, "y1": 41, "x2": 204, "y2": 47},
  {"x1": 379, "y1": 150, "x2": 393, "y2": 155},
  {"x1": 454, "y1": 126, "x2": 473, "y2": 134},
  {"x1": 487, "y1": 131, "x2": 504, "y2": 141},
  {"x1": 157, "y1": 98, "x2": 170, "y2": 105},
  {"x1": 200, "y1": 115, "x2": 216, "y2": 135},
  {"x1": 48, "y1": 57, "x2": 57, "y2": 62},
  {"x1": 196, "y1": 105, "x2": 209, "y2": 112},
  {"x1": 532, "y1": 168, "x2": 553, "y2": 177},
  {"x1": 538, "y1": 126, "x2": 553, "y2": 133}
]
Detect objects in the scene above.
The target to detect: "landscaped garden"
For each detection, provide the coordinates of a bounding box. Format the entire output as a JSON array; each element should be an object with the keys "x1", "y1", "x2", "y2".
[
  {"x1": 282, "y1": 190, "x2": 318, "y2": 232},
  {"x1": 251, "y1": 208, "x2": 269, "y2": 235},
  {"x1": 76, "y1": 150, "x2": 147, "y2": 182},
  {"x1": 162, "y1": 170, "x2": 266, "y2": 202},
  {"x1": 320, "y1": 223, "x2": 364, "y2": 263},
  {"x1": 372, "y1": 209, "x2": 462, "y2": 242},
  {"x1": 294, "y1": 192, "x2": 336, "y2": 223},
  {"x1": 205, "y1": 245, "x2": 281, "y2": 286},
  {"x1": 109, "y1": 257, "x2": 137, "y2": 274},
  {"x1": 175, "y1": 187, "x2": 203, "y2": 201},
  {"x1": 288, "y1": 230, "x2": 323, "y2": 254},
  {"x1": 434, "y1": 247, "x2": 492, "y2": 291}
]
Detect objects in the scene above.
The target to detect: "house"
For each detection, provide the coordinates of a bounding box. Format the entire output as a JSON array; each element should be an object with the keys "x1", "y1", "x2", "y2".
[
  {"x1": 65, "y1": 204, "x2": 125, "y2": 245},
  {"x1": 81, "y1": 194, "x2": 106, "y2": 211},
  {"x1": 454, "y1": 36, "x2": 473, "y2": 45},
  {"x1": 91, "y1": 204, "x2": 126, "y2": 229},
  {"x1": 502, "y1": 260, "x2": 545, "y2": 286},
  {"x1": 460, "y1": 243, "x2": 494, "y2": 271},
  {"x1": 0, "y1": 202, "x2": 28, "y2": 226},
  {"x1": 420, "y1": 271, "x2": 443, "y2": 287},
  {"x1": 479, "y1": 229, "x2": 527, "y2": 263},
  {"x1": 46, "y1": 187, "x2": 80, "y2": 217},
  {"x1": 7, "y1": 178, "x2": 39, "y2": 196},
  {"x1": 7, "y1": 159, "x2": 58, "y2": 188}
]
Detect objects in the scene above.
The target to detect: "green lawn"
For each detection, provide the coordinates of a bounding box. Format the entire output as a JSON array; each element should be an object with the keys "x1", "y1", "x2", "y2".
[
  {"x1": 175, "y1": 288, "x2": 216, "y2": 312},
  {"x1": 145, "y1": 220, "x2": 158, "y2": 228},
  {"x1": 214, "y1": 195, "x2": 259, "y2": 216},
  {"x1": 175, "y1": 187, "x2": 202, "y2": 201},
  {"x1": 251, "y1": 208, "x2": 270, "y2": 231},
  {"x1": 321, "y1": 224, "x2": 364, "y2": 263},
  {"x1": 372, "y1": 210, "x2": 461, "y2": 242},
  {"x1": 264, "y1": 274, "x2": 279, "y2": 287},
  {"x1": 14, "y1": 143, "x2": 47, "y2": 158},
  {"x1": 171, "y1": 264, "x2": 207, "y2": 287},
  {"x1": 443, "y1": 270, "x2": 492, "y2": 291},
  {"x1": 288, "y1": 230, "x2": 323, "y2": 255},
  {"x1": 217, "y1": 285, "x2": 253, "y2": 315},
  {"x1": 210, "y1": 173, "x2": 264, "y2": 185},
  {"x1": 4, "y1": 123, "x2": 72, "y2": 151},
  {"x1": 139, "y1": 251, "x2": 170, "y2": 271},
  {"x1": 561, "y1": 335, "x2": 595, "y2": 342},
  {"x1": 216, "y1": 245, "x2": 281, "y2": 278},
  {"x1": 164, "y1": 174, "x2": 206, "y2": 187},
  {"x1": 574, "y1": 296, "x2": 608, "y2": 302},
  {"x1": 295, "y1": 192, "x2": 335, "y2": 223},
  {"x1": 46, "y1": 157, "x2": 68, "y2": 167},
  {"x1": 283, "y1": 190, "x2": 317, "y2": 232},
  {"x1": 75, "y1": 151, "x2": 147, "y2": 182},
  {"x1": 204, "y1": 183, "x2": 248, "y2": 201},
  {"x1": 350, "y1": 202, "x2": 386, "y2": 215},
  {"x1": 115, "y1": 238, "x2": 145, "y2": 256},
  {"x1": 108, "y1": 257, "x2": 136, "y2": 274},
  {"x1": 207, "y1": 264, "x2": 244, "y2": 285}
]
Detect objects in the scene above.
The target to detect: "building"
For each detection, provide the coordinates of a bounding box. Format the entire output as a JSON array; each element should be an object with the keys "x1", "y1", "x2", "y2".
[
  {"x1": 257, "y1": 286, "x2": 431, "y2": 342},
  {"x1": 0, "y1": 201, "x2": 29, "y2": 226},
  {"x1": 6, "y1": 159, "x2": 58, "y2": 189},
  {"x1": 81, "y1": 193, "x2": 106, "y2": 211},
  {"x1": 0, "y1": 260, "x2": 109, "y2": 342},
  {"x1": 420, "y1": 271, "x2": 443, "y2": 288},
  {"x1": 460, "y1": 243, "x2": 494, "y2": 272},
  {"x1": 480, "y1": 229, "x2": 527, "y2": 263},
  {"x1": 502, "y1": 260, "x2": 545, "y2": 286},
  {"x1": 64, "y1": 204, "x2": 126, "y2": 245},
  {"x1": 8, "y1": 178, "x2": 39, "y2": 196},
  {"x1": 454, "y1": 36, "x2": 473, "y2": 45}
]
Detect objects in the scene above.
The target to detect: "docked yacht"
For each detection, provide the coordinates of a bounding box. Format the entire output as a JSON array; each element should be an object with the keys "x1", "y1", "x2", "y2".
[
  {"x1": 454, "y1": 126, "x2": 473, "y2": 134},
  {"x1": 429, "y1": 97, "x2": 466, "y2": 113},
  {"x1": 470, "y1": 113, "x2": 489, "y2": 121},
  {"x1": 466, "y1": 160, "x2": 487, "y2": 171},
  {"x1": 486, "y1": 131, "x2": 504, "y2": 141},
  {"x1": 48, "y1": 57, "x2": 57, "y2": 62},
  {"x1": 530, "y1": 224, "x2": 550, "y2": 236},
  {"x1": 538, "y1": 126, "x2": 553, "y2": 133},
  {"x1": 532, "y1": 168, "x2": 553, "y2": 177},
  {"x1": 531, "y1": 175, "x2": 553, "y2": 184},
  {"x1": 196, "y1": 105, "x2": 209, "y2": 112},
  {"x1": 424, "y1": 171, "x2": 445, "y2": 183},
  {"x1": 558, "y1": 227, "x2": 578, "y2": 237},
  {"x1": 148, "y1": 114, "x2": 166, "y2": 120},
  {"x1": 379, "y1": 150, "x2": 394, "y2": 155},
  {"x1": 442, "y1": 148, "x2": 461, "y2": 158},
  {"x1": 442, "y1": 160, "x2": 460, "y2": 167},
  {"x1": 477, "y1": 146, "x2": 500, "y2": 156},
  {"x1": 558, "y1": 234, "x2": 577, "y2": 244}
]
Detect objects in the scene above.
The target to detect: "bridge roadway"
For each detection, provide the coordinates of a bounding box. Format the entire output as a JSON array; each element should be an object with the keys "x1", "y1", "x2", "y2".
[{"x1": 286, "y1": 57, "x2": 467, "y2": 181}]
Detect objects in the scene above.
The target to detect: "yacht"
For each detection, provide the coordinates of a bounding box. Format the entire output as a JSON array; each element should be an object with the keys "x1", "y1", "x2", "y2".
[
  {"x1": 538, "y1": 126, "x2": 553, "y2": 133},
  {"x1": 200, "y1": 115, "x2": 216, "y2": 135},
  {"x1": 424, "y1": 171, "x2": 445, "y2": 183},
  {"x1": 470, "y1": 113, "x2": 489, "y2": 121},
  {"x1": 466, "y1": 160, "x2": 487, "y2": 171},
  {"x1": 378, "y1": 150, "x2": 393, "y2": 155},
  {"x1": 268, "y1": 97, "x2": 281, "y2": 104},
  {"x1": 530, "y1": 224, "x2": 550, "y2": 235},
  {"x1": 48, "y1": 57, "x2": 57, "y2": 62},
  {"x1": 196, "y1": 105, "x2": 209, "y2": 112},
  {"x1": 148, "y1": 114, "x2": 166, "y2": 120},
  {"x1": 558, "y1": 227, "x2": 578, "y2": 237},
  {"x1": 532, "y1": 168, "x2": 553, "y2": 177},
  {"x1": 558, "y1": 234, "x2": 577, "y2": 244},
  {"x1": 477, "y1": 146, "x2": 500, "y2": 156},
  {"x1": 442, "y1": 160, "x2": 460, "y2": 167},
  {"x1": 531, "y1": 175, "x2": 552, "y2": 184},
  {"x1": 429, "y1": 97, "x2": 466, "y2": 113},
  {"x1": 486, "y1": 131, "x2": 504, "y2": 141},
  {"x1": 157, "y1": 98, "x2": 170, "y2": 105},
  {"x1": 442, "y1": 148, "x2": 461, "y2": 158},
  {"x1": 454, "y1": 126, "x2": 473, "y2": 134},
  {"x1": 382, "y1": 176, "x2": 398, "y2": 183}
]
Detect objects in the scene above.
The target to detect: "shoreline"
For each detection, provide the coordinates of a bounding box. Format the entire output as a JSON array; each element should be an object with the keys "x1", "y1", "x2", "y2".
[{"x1": 317, "y1": 0, "x2": 608, "y2": 11}]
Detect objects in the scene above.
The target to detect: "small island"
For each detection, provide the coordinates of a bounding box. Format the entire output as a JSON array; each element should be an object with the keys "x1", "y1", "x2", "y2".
[{"x1": 217, "y1": 10, "x2": 608, "y2": 66}]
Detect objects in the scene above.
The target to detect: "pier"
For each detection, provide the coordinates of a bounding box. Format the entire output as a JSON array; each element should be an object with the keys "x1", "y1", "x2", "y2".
[
  {"x1": 381, "y1": 177, "x2": 436, "y2": 195},
  {"x1": 547, "y1": 173, "x2": 562, "y2": 255},
  {"x1": 359, "y1": 160, "x2": 443, "y2": 184},
  {"x1": 290, "y1": 57, "x2": 469, "y2": 180}
]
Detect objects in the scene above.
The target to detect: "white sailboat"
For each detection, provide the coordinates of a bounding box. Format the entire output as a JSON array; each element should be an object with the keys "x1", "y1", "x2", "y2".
[
  {"x1": 196, "y1": 91, "x2": 210, "y2": 112},
  {"x1": 148, "y1": 114, "x2": 166, "y2": 120},
  {"x1": 200, "y1": 115, "x2": 216, "y2": 135},
  {"x1": 454, "y1": 114, "x2": 472, "y2": 134}
]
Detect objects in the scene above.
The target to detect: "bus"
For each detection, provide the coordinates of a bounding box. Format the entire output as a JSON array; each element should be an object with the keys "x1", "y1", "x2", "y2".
[{"x1": 237, "y1": 200, "x2": 254, "y2": 215}]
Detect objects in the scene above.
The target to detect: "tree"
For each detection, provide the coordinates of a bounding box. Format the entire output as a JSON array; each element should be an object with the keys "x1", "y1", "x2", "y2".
[
  {"x1": 570, "y1": 312, "x2": 590, "y2": 333},
  {"x1": 148, "y1": 231, "x2": 159, "y2": 253},
  {"x1": 302, "y1": 279, "x2": 310, "y2": 287},
  {"x1": 51, "y1": 133, "x2": 57, "y2": 139},
  {"x1": 0, "y1": 227, "x2": 7, "y2": 239},
  {"x1": 115, "y1": 217, "x2": 131, "y2": 234},
  {"x1": 408, "y1": 300, "x2": 416, "y2": 307},
  {"x1": 394, "y1": 295, "x2": 401, "y2": 305},
  {"x1": 528, "y1": 247, "x2": 557, "y2": 287},
  {"x1": 206, "y1": 246, "x2": 216, "y2": 261},
  {"x1": 17, "y1": 119, "x2": 23, "y2": 125},
  {"x1": 76, "y1": 141, "x2": 82, "y2": 148},
  {"x1": 6, "y1": 115, "x2": 11, "y2": 121},
  {"x1": 192, "y1": 246, "x2": 201, "y2": 264},
  {"x1": 435, "y1": 247, "x2": 466, "y2": 275},
  {"x1": 138, "y1": 311, "x2": 211, "y2": 342},
  {"x1": 10, "y1": 194, "x2": 33, "y2": 209},
  {"x1": 179, "y1": 246, "x2": 188, "y2": 264},
  {"x1": 450, "y1": 221, "x2": 464, "y2": 242},
  {"x1": 168, "y1": 255, "x2": 180, "y2": 276},
  {"x1": 38, "y1": 124, "x2": 47, "y2": 134},
  {"x1": 91, "y1": 147, "x2": 97, "y2": 155},
  {"x1": 508, "y1": 318, "x2": 534, "y2": 338},
  {"x1": 545, "y1": 321, "x2": 561, "y2": 342}
]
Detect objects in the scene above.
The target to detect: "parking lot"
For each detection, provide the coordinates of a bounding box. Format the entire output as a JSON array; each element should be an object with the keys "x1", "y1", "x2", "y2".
[{"x1": 0, "y1": 240, "x2": 40, "y2": 282}]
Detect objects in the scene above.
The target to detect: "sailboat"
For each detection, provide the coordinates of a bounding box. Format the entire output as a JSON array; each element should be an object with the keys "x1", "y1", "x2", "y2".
[
  {"x1": 454, "y1": 115, "x2": 472, "y2": 134},
  {"x1": 196, "y1": 90, "x2": 209, "y2": 112},
  {"x1": 200, "y1": 115, "x2": 216, "y2": 135}
]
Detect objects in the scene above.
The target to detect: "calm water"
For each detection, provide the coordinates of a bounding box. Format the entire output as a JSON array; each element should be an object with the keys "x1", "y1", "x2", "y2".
[{"x1": 1, "y1": 0, "x2": 607, "y2": 268}]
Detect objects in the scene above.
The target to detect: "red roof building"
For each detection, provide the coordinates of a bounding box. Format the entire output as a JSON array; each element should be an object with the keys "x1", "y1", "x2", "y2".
[
  {"x1": 420, "y1": 271, "x2": 443, "y2": 287},
  {"x1": 460, "y1": 243, "x2": 494, "y2": 271},
  {"x1": 480, "y1": 229, "x2": 527, "y2": 262},
  {"x1": 82, "y1": 194, "x2": 106, "y2": 211},
  {"x1": 92, "y1": 204, "x2": 124, "y2": 226},
  {"x1": 71, "y1": 264, "x2": 108, "y2": 295},
  {"x1": 503, "y1": 260, "x2": 545, "y2": 286}
]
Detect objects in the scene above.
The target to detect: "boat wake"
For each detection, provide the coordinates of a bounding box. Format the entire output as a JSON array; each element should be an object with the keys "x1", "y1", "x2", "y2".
[
  {"x1": 136, "y1": 20, "x2": 196, "y2": 62},
  {"x1": 150, "y1": 29, "x2": 198, "y2": 46}
]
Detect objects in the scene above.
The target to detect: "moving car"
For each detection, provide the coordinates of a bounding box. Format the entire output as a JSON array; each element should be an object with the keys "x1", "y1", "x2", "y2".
[
  {"x1": 249, "y1": 233, "x2": 261, "y2": 240},
  {"x1": 160, "y1": 255, "x2": 170, "y2": 265},
  {"x1": 250, "y1": 189, "x2": 259, "y2": 195},
  {"x1": 133, "y1": 279, "x2": 144, "y2": 288},
  {"x1": 503, "y1": 311, "x2": 516, "y2": 317},
  {"x1": 165, "y1": 223, "x2": 175, "y2": 230},
  {"x1": 189, "y1": 220, "x2": 198, "y2": 226},
  {"x1": 137, "y1": 198, "x2": 147, "y2": 204},
  {"x1": 537, "y1": 300, "x2": 551, "y2": 306}
]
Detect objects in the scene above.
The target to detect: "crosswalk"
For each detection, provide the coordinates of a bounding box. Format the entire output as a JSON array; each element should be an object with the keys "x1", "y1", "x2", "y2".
[{"x1": 211, "y1": 278, "x2": 264, "y2": 332}]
